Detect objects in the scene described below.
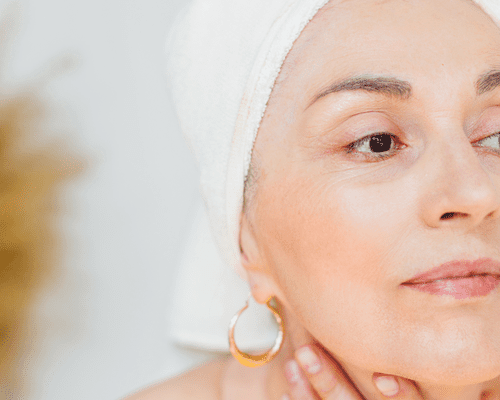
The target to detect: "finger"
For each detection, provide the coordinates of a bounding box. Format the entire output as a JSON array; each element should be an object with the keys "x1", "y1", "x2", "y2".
[
  {"x1": 284, "y1": 359, "x2": 318, "y2": 400},
  {"x1": 294, "y1": 345, "x2": 364, "y2": 399},
  {"x1": 373, "y1": 374, "x2": 424, "y2": 399}
]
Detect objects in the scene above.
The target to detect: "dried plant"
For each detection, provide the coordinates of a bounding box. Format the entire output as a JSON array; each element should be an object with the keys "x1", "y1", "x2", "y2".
[
  {"x1": 0, "y1": 89, "x2": 87, "y2": 398},
  {"x1": 0, "y1": 8, "x2": 87, "y2": 396}
]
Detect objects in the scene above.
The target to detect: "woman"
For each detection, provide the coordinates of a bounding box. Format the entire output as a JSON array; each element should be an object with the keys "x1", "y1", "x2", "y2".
[{"x1": 127, "y1": 0, "x2": 500, "y2": 398}]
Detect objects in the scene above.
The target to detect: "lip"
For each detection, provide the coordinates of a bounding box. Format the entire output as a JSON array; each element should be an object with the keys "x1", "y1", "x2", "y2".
[
  {"x1": 401, "y1": 258, "x2": 500, "y2": 299},
  {"x1": 404, "y1": 258, "x2": 500, "y2": 284}
]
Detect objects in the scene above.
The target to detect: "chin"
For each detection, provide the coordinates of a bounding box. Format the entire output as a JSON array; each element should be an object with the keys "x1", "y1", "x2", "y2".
[
  {"x1": 329, "y1": 333, "x2": 500, "y2": 387},
  {"x1": 401, "y1": 362, "x2": 500, "y2": 386},
  {"x1": 391, "y1": 343, "x2": 500, "y2": 386}
]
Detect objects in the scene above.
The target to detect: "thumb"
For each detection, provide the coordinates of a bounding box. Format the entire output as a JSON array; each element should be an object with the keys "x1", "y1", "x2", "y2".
[{"x1": 373, "y1": 374, "x2": 423, "y2": 399}]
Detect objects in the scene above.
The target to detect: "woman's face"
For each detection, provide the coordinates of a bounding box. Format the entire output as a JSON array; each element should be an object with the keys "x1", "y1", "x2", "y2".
[{"x1": 244, "y1": 0, "x2": 500, "y2": 385}]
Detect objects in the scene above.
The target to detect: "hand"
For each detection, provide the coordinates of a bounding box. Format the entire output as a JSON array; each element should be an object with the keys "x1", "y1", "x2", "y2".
[{"x1": 282, "y1": 344, "x2": 424, "y2": 400}]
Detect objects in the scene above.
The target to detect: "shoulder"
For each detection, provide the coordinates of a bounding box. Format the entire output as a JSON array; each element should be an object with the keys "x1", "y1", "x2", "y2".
[{"x1": 123, "y1": 355, "x2": 232, "y2": 400}]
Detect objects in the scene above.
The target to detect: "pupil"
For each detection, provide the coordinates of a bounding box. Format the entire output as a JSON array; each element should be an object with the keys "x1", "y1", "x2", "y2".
[{"x1": 369, "y1": 134, "x2": 392, "y2": 153}]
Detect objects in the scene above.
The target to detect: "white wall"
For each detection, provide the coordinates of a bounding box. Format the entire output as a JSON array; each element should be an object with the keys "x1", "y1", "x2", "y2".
[{"x1": 4, "y1": 0, "x2": 217, "y2": 398}]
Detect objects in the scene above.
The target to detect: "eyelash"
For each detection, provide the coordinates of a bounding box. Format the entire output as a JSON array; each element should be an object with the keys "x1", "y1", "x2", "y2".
[
  {"x1": 474, "y1": 132, "x2": 500, "y2": 153},
  {"x1": 345, "y1": 132, "x2": 405, "y2": 161},
  {"x1": 345, "y1": 131, "x2": 500, "y2": 161}
]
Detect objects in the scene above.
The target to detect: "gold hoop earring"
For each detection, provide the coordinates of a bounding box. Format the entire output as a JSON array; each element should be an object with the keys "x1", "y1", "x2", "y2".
[{"x1": 228, "y1": 296, "x2": 285, "y2": 368}]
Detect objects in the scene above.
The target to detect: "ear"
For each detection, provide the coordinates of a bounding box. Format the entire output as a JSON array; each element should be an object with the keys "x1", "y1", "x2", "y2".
[{"x1": 239, "y1": 212, "x2": 277, "y2": 304}]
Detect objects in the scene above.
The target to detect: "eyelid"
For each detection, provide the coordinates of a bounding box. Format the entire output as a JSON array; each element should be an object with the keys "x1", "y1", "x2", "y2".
[{"x1": 474, "y1": 131, "x2": 500, "y2": 142}]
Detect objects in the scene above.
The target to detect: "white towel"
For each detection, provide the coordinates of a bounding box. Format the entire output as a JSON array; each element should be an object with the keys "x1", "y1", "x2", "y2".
[
  {"x1": 166, "y1": 0, "x2": 500, "y2": 352},
  {"x1": 166, "y1": 0, "x2": 330, "y2": 279}
]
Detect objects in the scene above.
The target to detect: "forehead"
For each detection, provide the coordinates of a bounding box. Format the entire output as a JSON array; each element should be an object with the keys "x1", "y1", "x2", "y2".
[{"x1": 271, "y1": 0, "x2": 500, "y2": 109}]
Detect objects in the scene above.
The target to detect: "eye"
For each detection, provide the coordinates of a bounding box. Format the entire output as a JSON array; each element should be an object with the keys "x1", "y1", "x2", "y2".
[
  {"x1": 475, "y1": 132, "x2": 500, "y2": 152},
  {"x1": 346, "y1": 133, "x2": 403, "y2": 160}
]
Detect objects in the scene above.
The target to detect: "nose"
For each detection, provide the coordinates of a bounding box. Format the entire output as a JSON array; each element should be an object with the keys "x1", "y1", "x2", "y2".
[{"x1": 421, "y1": 133, "x2": 500, "y2": 229}]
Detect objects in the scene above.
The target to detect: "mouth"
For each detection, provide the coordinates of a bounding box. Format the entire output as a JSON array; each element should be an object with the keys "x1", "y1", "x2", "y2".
[{"x1": 401, "y1": 258, "x2": 500, "y2": 299}]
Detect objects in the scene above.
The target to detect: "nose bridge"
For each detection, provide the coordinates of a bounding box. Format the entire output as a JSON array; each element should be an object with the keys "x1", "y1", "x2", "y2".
[
  {"x1": 440, "y1": 131, "x2": 483, "y2": 187},
  {"x1": 421, "y1": 123, "x2": 500, "y2": 227}
]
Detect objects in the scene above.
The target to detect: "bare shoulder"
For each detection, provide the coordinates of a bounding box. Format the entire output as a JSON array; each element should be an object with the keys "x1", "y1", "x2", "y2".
[{"x1": 123, "y1": 355, "x2": 232, "y2": 400}]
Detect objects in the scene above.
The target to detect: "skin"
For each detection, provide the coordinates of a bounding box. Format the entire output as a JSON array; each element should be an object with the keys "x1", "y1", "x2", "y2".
[{"x1": 240, "y1": 0, "x2": 500, "y2": 399}]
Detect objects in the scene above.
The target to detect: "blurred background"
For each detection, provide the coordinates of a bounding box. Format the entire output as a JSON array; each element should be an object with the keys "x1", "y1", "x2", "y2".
[{"x1": 0, "y1": 0, "x2": 220, "y2": 398}]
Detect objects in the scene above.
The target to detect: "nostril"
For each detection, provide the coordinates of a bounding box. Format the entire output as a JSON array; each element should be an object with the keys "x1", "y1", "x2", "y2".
[
  {"x1": 441, "y1": 212, "x2": 455, "y2": 220},
  {"x1": 440, "y1": 212, "x2": 468, "y2": 220}
]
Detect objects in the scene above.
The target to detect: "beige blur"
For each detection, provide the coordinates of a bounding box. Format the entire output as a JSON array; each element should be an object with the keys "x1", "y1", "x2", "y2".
[{"x1": 0, "y1": 17, "x2": 86, "y2": 398}]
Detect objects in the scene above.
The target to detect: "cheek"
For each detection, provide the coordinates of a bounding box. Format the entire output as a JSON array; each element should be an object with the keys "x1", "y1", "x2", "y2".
[
  {"x1": 253, "y1": 167, "x2": 421, "y2": 366},
  {"x1": 256, "y1": 170, "x2": 415, "y2": 290}
]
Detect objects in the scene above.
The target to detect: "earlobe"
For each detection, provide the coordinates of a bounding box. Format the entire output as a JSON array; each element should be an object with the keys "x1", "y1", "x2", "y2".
[{"x1": 246, "y1": 270, "x2": 274, "y2": 304}]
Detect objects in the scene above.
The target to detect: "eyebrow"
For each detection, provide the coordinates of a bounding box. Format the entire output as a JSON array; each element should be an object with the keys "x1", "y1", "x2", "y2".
[
  {"x1": 476, "y1": 70, "x2": 500, "y2": 96},
  {"x1": 309, "y1": 75, "x2": 412, "y2": 108},
  {"x1": 308, "y1": 69, "x2": 500, "y2": 109}
]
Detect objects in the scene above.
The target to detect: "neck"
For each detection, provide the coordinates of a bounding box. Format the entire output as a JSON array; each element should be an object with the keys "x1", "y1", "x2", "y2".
[{"x1": 265, "y1": 306, "x2": 500, "y2": 400}]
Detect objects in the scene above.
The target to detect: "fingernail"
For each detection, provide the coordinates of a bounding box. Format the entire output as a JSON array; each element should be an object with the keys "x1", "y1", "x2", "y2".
[
  {"x1": 295, "y1": 346, "x2": 321, "y2": 374},
  {"x1": 374, "y1": 375, "x2": 399, "y2": 397},
  {"x1": 284, "y1": 360, "x2": 301, "y2": 384}
]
